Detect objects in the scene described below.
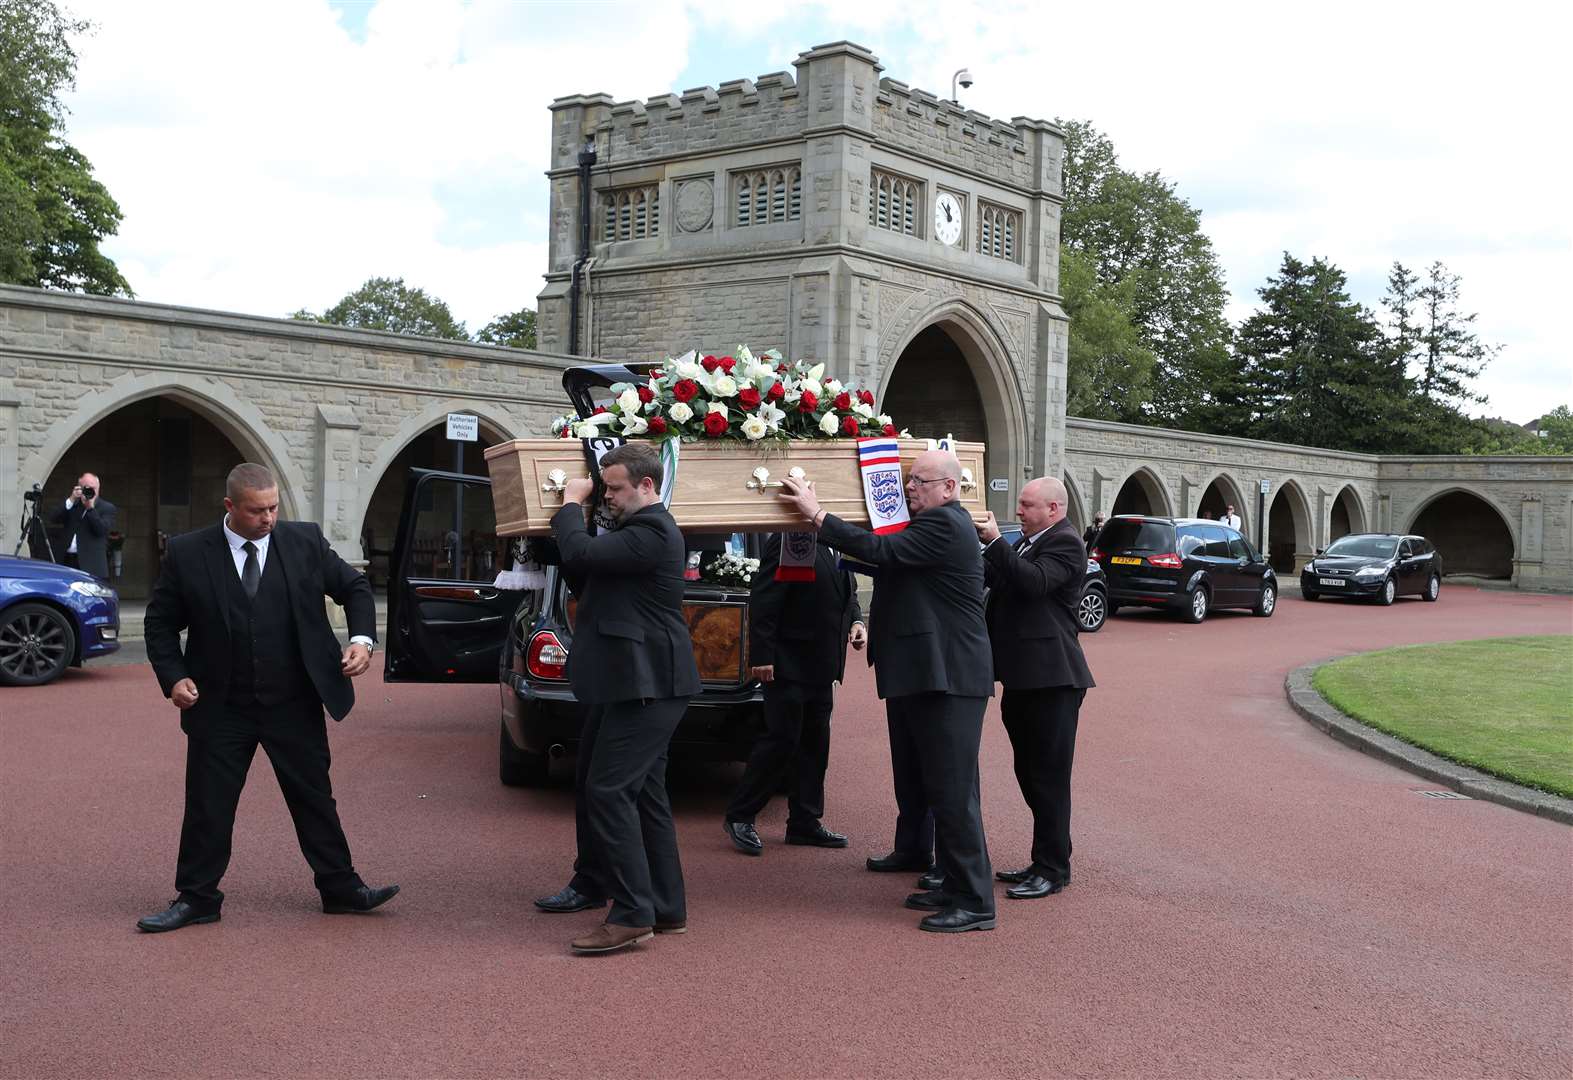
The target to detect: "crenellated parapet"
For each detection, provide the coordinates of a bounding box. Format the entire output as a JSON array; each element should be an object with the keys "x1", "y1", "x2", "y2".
[{"x1": 873, "y1": 79, "x2": 1062, "y2": 195}]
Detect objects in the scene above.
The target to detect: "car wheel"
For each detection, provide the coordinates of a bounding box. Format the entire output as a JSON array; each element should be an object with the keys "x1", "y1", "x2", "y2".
[
  {"x1": 0, "y1": 603, "x2": 76, "y2": 687},
  {"x1": 1254, "y1": 583, "x2": 1277, "y2": 617},
  {"x1": 1183, "y1": 586, "x2": 1210, "y2": 624},
  {"x1": 1377, "y1": 576, "x2": 1396, "y2": 606},
  {"x1": 1078, "y1": 587, "x2": 1107, "y2": 633},
  {"x1": 498, "y1": 721, "x2": 549, "y2": 787},
  {"x1": 1423, "y1": 574, "x2": 1441, "y2": 602}
]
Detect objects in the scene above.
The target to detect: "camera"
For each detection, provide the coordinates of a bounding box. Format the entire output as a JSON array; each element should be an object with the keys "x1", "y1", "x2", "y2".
[
  {"x1": 80, "y1": 485, "x2": 96, "y2": 500},
  {"x1": 23, "y1": 484, "x2": 42, "y2": 502}
]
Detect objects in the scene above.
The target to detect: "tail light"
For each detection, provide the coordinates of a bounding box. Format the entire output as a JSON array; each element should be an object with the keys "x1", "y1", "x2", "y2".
[
  {"x1": 526, "y1": 630, "x2": 569, "y2": 680},
  {"x1": 1091, "y1": 548, "x2": 1106, "y2": 561},
  {"x1": 1147, "y1": 553, "x2": 1183, "y2": 569}
]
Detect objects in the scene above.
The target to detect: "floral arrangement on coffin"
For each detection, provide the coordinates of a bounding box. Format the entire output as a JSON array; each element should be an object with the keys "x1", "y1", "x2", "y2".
[
  {"x1": 699, "y1": 551, "x2": 760, "y2": 588},
  {"x1": 549, "y1": 346, "x2": 907, "y2": 443}
]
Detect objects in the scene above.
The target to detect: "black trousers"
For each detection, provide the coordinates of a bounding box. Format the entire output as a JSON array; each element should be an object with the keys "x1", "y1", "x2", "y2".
[
  {"x1": 1000, "y1": 687, "x2": 1084, "y2": 884},
  {"x1": 886, "y1": 713, "x2": 934, "y2": 862},
  {"x1": 572, "y1": 697, "x2": 689, "y2": 928},
  {"x1": 725, "y1": 681, "x2": 832, "y2": 830},
  {"x1": 886, "y1": 693, "x2": 993, "y2": 913},
  {"x1": 175, "y1": 695, "x2": 362, "y2": 910}
]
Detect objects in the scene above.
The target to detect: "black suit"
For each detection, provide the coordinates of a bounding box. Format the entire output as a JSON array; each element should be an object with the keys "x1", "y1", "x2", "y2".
[
  {"x1": 51, "y1": 498, "x2": 117, "y2": 579},
  {"x1": 984, "y1": 518, "x2": 1096, "y2": 885},
  {"x1": 553, "y1": 501, "x2": 700, "y2": 929},
  {"x1": 725, "y1": 538, "x2": 860, "y2": 830},
  {"x1": 144, "y1": 520, "x2": 378, "y2": 911},
  {"x1": 820, "y1": 500, "x2": 995, "y2": 913}
]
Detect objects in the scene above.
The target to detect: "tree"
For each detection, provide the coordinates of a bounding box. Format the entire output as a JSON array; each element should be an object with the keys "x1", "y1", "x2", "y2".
[
  {"x1": 1415, "y1": 260, "x2": 1498, "y2": 408},
  {"x1": 1057, "y1": 119, "x2": 1233, "y2": 429},
  {"x1": 312, "y1": 277, "x2": 468, "y2": 340},
  {"x1": 0, "y1": 0, "x2": 130, "y2": 295},
  {"x1": 1060, "y1": 249, "x2": 1155, "y2": 420},
  {"x1": 475, "y1": 307, "x2": 537, "y2": 349},
  {"x1": 1234, "y1": 253, "x2": 1415, "y2": 453}
]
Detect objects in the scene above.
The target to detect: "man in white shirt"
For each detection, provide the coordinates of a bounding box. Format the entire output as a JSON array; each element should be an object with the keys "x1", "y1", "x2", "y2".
[{"x1": 1219, "y1": 505, "x2": 1243, "y2": 530}]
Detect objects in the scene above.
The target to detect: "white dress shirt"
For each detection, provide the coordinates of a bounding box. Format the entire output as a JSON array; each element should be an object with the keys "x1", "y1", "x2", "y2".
[
  {"x1": 222, "y1": 516, "x2": 372, "y2": 650},
  {"x1": 1219, "y1": 513, "x2": 1243, "y2": 530}
]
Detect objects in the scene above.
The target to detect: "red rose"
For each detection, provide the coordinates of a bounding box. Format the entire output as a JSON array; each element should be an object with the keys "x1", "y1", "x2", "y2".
[
  {"x1": 646, "y1": 415, "x2": 667, "y2": 435},
  {"x1": 701, "y1": 354, "x2": 720, "y2": 372},
  {"x1": 882, "y1": 423, "x2": 897, "y2": 437},
  {"x1": 776, "y1": 363, "x2": 788, "y2": 374},
  {"x1": 798, "y1": 390, "x2": 818, "y2": 413},
  {"x1": 592, "y1": 405, "x2": 607, "y2": 415},
  {"x1": 637, "y1": 385, "x2": 654, "y2": 404},
  {"x1": 859, "y1": 389, "x2": 875, "y2": 406},
  {"x1": 672, "y1": 379, "x2": 699, "y2": 402},
  {"x1": 738, "y1": 387, "x2": 761, "y2": 410},
  {"x1": 703, "y1": 411, "x2": 729, "y2": 436},
  {"x1": 718, "y1": 355, "x2": 736, "y2": 372},
  {"x1": 841, "y1": 415, "x2": 860, "y2": 436},
  {"x1": 834, "y1": 391, "x2": 852, "y2": 411},
  {"x1": 766, "y1": 382, "x2": 785, "y2": 402},
  {"x1": 559, "y1": 427, "x2": 573, "y2": 439}
]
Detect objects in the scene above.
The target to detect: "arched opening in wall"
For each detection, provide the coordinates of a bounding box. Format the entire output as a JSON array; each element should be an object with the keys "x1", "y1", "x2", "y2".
[
  {"x1": 39, "y1": 397, "x2": 250, "y2": 600},
  {"x1": 1197, "y1": 475, "x2": 1248, "y2": 530},
  {"x1": 1329, "y1": 486, "x2": 1366, "y2": 544},
  {"x1": 1409, "y1": 490, "x2": 1514, "y2": 578},
  {"x1": 1063, "y1": 473, "x2": 1087, "y2": 532},
  {"x1": 358, "y1": 417, "x2": 509, "y2": 589},
  {"x1": 1267, "y1": 481, "x2": 1311, "y2": 574},
  {"x1": 1111, "y1": 468, "x2": 1170, "y2": 517},
  {"x1": 884, "y1": 324, "x2": 990, "y2": 487}
]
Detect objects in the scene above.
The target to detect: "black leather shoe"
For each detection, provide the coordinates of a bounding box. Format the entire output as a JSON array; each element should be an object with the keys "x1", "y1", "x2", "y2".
[
  {"x1": 995, "y1": 865, "x2": 1033, "y2": 884},
  {"x1": 724, "y1": 820, "x2": 763, "y2": 856},
  {"x1": 322, "y1": 883, "x2": 400, "y2": 914},
  {"x1": 533, "y1": 885, "x2": 607, "y2": 913},
  {"x1": 865, "y1": 851, "x2": 933, "y2": 873},
  {"x1": 137, "y1": 899, "x2": 220, "y2": 934},
  {"x1": 919, "y1": 907, "x2": 997, "y2": 933},
  {"x1": 1006, "y1": 874, "x2": 1067, "y2": 900},
  {"x1": 916, "y1": 869, "x2": 945, "y2": 891},
  {"x1": 784, "y1": 824, "x2": 848, "y2": 848},
  {"x1": 903, "y1": 890, "x2": 949, "y2": 911}
]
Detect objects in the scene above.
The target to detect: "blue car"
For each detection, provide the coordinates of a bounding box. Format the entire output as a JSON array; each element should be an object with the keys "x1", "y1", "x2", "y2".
[{"x1": 0, "y1": 555, "x2": 121, "y2": 686}]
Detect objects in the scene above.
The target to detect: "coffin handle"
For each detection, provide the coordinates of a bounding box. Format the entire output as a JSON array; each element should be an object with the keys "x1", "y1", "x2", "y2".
[
  {"x1": 746, "y1": 465, "x2": 808, "y2": 492},
  {"x1": 540, "y1": 468, "x2": 569, "y2": 498},
  {"x1": 960, "y1": 468, "x2": 977, "y2": 492}
]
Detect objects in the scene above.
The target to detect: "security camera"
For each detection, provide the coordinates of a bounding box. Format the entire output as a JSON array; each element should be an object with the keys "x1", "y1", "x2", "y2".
[{"x1": 957, "y1": 69, "x2": 974, "y2": 89}]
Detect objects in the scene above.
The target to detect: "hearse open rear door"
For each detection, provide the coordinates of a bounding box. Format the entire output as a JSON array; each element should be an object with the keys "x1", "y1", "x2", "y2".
[{"x1": 383, "y1": 468, "x2": 524, "y2": 682}]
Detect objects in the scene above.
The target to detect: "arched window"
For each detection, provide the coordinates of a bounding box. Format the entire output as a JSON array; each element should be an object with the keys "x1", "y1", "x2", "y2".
[
  {"x1": 602, "y1": 184, "x2": 661, "y2": 241},
  {"x1": 734, "y1": 166, "x2": 803, "y2": 227},
  {"x1": 869, "y1": 169, "x2": 921, "y2": 237},
  {"x1": 977, "y1": 200, "x2": 1021, "y2": 262}
]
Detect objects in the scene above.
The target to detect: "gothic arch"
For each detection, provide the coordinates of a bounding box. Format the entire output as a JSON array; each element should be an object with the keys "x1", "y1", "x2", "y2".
[
  {"x1": 1403, "y1": 485, "x2": 1519, "y2": 578},
  {"x1": 1063, "y1": 470, "x2": 1089, "y2": 532},
  {"x1": 20, "y1": 372, "x2": 308, "y2": 519},
  {"x1": 1198, "y1": 471, "x2": 1251, "y2": 530},
  {"x1": 1329, "y1": 483, "x2": 1368, "y2": 541},
  {"x1": 1109, "y1": 465, "x2": 1173, "y2": 517},
  {"x1": 1266, "y1": 477, "x2": 1313, "y2": 573}
]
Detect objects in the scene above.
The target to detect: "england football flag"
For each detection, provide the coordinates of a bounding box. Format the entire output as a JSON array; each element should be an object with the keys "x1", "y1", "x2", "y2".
[{"x1": 857, "y1": 437, "x2": 911, "y2": 535}]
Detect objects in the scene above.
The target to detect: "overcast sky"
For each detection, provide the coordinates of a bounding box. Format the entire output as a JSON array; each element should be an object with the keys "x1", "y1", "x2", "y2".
[{"x1": 61, "y1": 0, "x2": 1570, "y2": 423}]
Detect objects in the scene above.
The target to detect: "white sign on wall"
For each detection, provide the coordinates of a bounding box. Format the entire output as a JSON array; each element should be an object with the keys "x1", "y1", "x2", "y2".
[
  {"x1": 989, "y1": 478, "x2": 1009, "y2": 492},
  {"x1": 1259, "y1": 479, "x2": 1271, "y2": 495},
  {"x1": 446, "y1": 413, "x2": 479, "y2": 442}
]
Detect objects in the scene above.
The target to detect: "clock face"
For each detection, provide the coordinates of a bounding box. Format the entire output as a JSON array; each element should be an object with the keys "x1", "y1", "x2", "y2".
[{"x1": 933, "y1": 192, "x2": 963, "y2": 246}]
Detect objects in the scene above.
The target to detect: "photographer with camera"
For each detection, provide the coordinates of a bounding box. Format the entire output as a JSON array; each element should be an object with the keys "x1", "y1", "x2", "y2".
[{"x1": 50, "y1": 472, "x2": 117, "y2": 580}]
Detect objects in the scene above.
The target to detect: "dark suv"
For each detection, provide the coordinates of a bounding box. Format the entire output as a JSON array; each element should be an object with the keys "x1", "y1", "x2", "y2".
[
  {"x1": 1092, "y1": 516, "x2": 1276, "y2": 623},
  {"x1": 1300, "y1": 533, "x2": 1442, "y2": 604}
]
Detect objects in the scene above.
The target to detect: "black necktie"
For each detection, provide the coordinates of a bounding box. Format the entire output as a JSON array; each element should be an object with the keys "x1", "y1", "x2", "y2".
[
  {"x1": 241, "y1": 541, "x2": 260, "y2": 599},
  {"x1": 1014, "y1": 534, "x2": 1031, "y2": 554}
]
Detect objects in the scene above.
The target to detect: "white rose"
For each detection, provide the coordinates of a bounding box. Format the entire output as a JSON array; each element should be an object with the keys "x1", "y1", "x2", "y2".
[
  {"x1": 819, "y1": 411, "x2": 840, "y2": 436},
  {"x1": 740, "y1": 415, "x2": 768, "y2": 440},
  {"x1": 573, "y1": 422, "x2": 599, "y2": 438},
  {"x1": 673, "y1": 359, "x2": 704, "y2": 380},
  {"x1": 877, "y1": 414, "x2": 892, "y2": 428},
  {"x1": 708, "y1": 400, "x2": 729, "y2": 416},
  {"x1": 616, "y1": 388, "x2": 641, "y2": 415},
  {"x1": 710, "y1": 373, "x2": 738, "y2": 397},
  {"x1": 800, "y1": 378, "x2": 823, "y2": 399},
  {"x1": 620, "y1": 414, "x2": 648, "y2": 435},
  {"x1": 669, "y1": 401, "x2": 694, "y2": 424},
  {"x1": 824, "y1": 379, "x2": 843, "y2": 395},
  {"x1": 854, "y1": 401, "x2": 875, "y2": 419}
]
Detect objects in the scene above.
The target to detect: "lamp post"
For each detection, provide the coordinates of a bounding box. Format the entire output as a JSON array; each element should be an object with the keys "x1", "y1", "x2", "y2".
[{"x1": 951, "y1": 68, "x2": 973, "y2": 104}]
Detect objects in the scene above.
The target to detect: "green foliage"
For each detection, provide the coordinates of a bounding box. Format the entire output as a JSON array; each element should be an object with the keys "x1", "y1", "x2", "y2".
[
  {"x1": 316, "y1": 277, "x2": 469, "y2": 340},
  {"x1": 1235, "y1": 253, "x2": 1414, "y2": 452},
  {"x1": 1058, "y1": 119, "x2": 1234, "y2": 429},
  {"x1": 475, "y1": 307, "x2": 537, "y2": 349},
  {"x1": 1415, "y1": 260, "x2": 1498, "y2": 407},
  {"x1": 0, "y1": 0, "x2": 130, "y2": 295},
  {"x1": 1460, "y1": 406, "x2": 1573, "y2": 455}
]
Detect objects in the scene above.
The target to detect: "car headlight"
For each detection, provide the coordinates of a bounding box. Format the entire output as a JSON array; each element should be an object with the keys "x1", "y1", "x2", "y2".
[
  {"x1": 69, "y1": 580, "x2": 116, "y2": 598},
  {"x1": 1353, "y1": 566, "x2": 1387, "y2": 579}
]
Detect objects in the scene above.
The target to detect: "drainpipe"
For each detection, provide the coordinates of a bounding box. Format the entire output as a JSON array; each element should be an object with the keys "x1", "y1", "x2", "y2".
[{"x1": 568, "y1": 138, "x2": 597, "y2": 356}]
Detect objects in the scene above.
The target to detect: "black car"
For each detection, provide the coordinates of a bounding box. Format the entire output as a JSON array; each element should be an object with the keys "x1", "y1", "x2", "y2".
[
  {"x1": 1300, "y1": 533, "x2": 1442, "y2": 604},
  {"x1": 1092, "y1": 515, "x2": 1276, "y2": 623},
  {"x1": 996, "y1": 522, "x2": 1108, "y2": 633}
]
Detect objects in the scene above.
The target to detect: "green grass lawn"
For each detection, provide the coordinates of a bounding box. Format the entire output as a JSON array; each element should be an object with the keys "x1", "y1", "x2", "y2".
[{"x1": 1313, "y1": 636, "x2": 1573, "y2": 798}]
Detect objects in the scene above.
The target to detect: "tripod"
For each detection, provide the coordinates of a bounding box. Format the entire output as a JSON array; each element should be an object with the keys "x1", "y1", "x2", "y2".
[{"x1": 12, "y1": 492, "x2": 55, "y2": 562}]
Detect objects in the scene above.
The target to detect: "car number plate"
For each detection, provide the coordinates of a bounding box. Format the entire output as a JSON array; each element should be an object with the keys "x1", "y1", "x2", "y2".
[
  {"x1": 1318, "y1": 577, "x2": 1345, "y2": 587},
  {"x1": 1111, "y1": 556, "x2": 1141, "y2": 565}
]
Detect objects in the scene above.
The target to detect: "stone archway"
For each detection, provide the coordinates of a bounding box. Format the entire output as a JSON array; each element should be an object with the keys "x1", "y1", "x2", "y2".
[
  {"x1": 879, "y1": 304, "x2": 1028, "y2": 519},
  {"x1": 1330, "y1": 485, "x2": 1367, "y2": 543},
  {"x1": 1198, "y1": 473, "x2": 1250, "y2": 531},
  {"x1": 1111, "y1": 466, "x2": 1172, "y2": 517},
  {"x1": 1266, "y1": 479, "x2": 1313, "y2": 573},
  {"x1": 1064, "y1": 471, "x2": 1088, "y2": 532},
  {"x1": 1407, "y1": 488, "x2": 1516, "y2": 578}
]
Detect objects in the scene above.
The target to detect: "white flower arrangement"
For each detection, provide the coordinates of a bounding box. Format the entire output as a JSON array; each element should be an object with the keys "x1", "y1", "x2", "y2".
[{"x1": 700, "y1": 551, "x2": 760, "y2": 588}]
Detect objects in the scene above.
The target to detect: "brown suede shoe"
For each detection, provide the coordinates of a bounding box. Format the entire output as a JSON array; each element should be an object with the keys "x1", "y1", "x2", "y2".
[
  {"x1": 571, "y1": 923, "x2": 653, "y2": 954},
  {"x1": 653, "y1": 920, "x2": 687, "y2": 935}
]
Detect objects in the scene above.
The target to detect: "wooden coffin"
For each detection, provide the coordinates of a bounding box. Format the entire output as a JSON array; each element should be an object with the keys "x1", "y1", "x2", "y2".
[{"x1": 483, "y1": 438, "x2": 987, "y2": 536}]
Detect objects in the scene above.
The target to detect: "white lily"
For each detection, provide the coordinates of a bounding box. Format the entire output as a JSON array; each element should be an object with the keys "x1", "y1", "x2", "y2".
[
  {"x1": 736, "y1": 345, "x2": 753, "y2": 365},
  {"x1": 740, "y1": 415, "x2": 768, "y2": 440},
  {"x1": 783, "y1": 386, "x2": 802, "y2": 404},
  {"x1": 620, "y1": 414, "x2": 649, "y2": 436},
  {"x1": 819, "y1": 411, "x2": 841, "y2": 436},
  {"x1": 673, "y1": 358, "x2": 705, "y2": 380},
  {"x1": 760, "y1": 403, "x2": 787, "y2": 430},
  {"x1": 877, "y1": 414, "x2": 893, "y2": 428},
  {"x1": 807, "y1": 362, "x2": 826, "y2": 383}
]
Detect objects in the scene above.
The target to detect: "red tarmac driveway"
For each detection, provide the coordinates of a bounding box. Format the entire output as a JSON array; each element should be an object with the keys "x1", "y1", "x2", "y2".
[{"x1": 3, "y1": 585, "x2": 1571, "y2": 1079}]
